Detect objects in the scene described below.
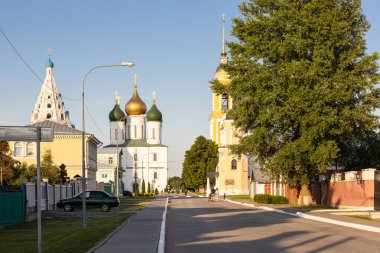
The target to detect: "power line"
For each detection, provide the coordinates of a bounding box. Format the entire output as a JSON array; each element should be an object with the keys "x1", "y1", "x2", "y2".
[
  {"x1": 0, "y1": 27, "x2": 81, "y2": 101},
  {"x1": 84, "y1": 104, "x2": 109, "y2": 139}
]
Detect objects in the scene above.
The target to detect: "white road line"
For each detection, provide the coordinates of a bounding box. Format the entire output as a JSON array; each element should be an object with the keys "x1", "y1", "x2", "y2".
[{"x1": 157, "y1": 197, "x2": 169, "y2": 253}]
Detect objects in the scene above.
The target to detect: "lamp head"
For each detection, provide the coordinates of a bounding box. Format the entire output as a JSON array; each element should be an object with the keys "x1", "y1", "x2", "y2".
[{"x1": 121, "y1": 61, "x2": 135, "y2": 67}]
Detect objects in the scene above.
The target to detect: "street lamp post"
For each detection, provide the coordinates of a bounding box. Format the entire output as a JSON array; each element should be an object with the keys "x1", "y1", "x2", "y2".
[{"x1": 82, "y1": 61, "x2": 134, "y2": 228}]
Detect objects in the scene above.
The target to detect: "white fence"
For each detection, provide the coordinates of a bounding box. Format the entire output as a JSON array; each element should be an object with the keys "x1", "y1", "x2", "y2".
[{"x1": 25, "y1": 182, "x2": 80, "y2": 213}]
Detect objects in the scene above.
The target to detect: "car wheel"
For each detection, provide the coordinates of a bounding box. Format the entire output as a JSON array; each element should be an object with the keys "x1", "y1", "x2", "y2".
[
  {"x1": 63, "y1": 204, "x2": 72, "y2": 212},
  {"x1": 101, "y1": 204, "x2": 110, "y2": 212}
]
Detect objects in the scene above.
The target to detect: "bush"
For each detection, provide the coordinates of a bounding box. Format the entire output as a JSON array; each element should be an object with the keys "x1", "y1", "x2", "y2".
[
  {"x1": 154, "y1": 188, "x2": 159, "y2": 195},
  {"x1": 254, "y1": 194, "x2": 289, "y2": 204}
]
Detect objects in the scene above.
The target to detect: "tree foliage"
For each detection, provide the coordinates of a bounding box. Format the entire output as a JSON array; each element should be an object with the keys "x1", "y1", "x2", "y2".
[
  {"x1": 41, "y1": 149, "x2": 60, "y2": 183},
  {"x1": 181, "y1": 136, "x2": 218, "y2": 190},
  {"x1": 213, "y1": 0, "x2": 380, "y2": 186},
  {"x1": 167, "y1": 176, "x2": 182, "y2": 191}
]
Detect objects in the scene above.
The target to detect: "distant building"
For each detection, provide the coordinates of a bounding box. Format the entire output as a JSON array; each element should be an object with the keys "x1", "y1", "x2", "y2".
[
  {"x1": 97, "y1": 77, "x2": 168, "y2": 194},
  {"x1": 209, "y1": 16, "x2": 248, "y2": 195},
  {"x1": 9, "y1": 56, "x2": 101, "y2": 189}
]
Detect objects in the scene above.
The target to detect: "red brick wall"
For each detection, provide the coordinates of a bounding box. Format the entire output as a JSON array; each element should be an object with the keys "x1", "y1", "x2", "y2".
[
  {"x1": 264, "y1": 180, "x2": 374, "y2": 208},
  {"x1": 326, "y1": 180, "x2": 374, "y2": 208}
]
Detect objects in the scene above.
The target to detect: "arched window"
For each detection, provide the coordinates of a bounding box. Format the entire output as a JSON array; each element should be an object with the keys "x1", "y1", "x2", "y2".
[
  {"x1": 152, "y1": 128, "x2": 156, "y2": 139},
  {"x1": 14, "y1": 142, "x2": 23, "y2": 157},
  {"x1": 61, "y1": 114, "x2": 64, "y2": 120},
  {"x1": 153, "y1": 153, "x2": 158, "y2": 161},
  {"x1": 47, "y1": 113, "x2": 51, "y2": 119},
  {"x1": 231, "y1": 159, "x2": 237, "y2": 170},
  {"x1": 47, "y1": 103, "x2": 51, "y2": 108},
  {"x1": 222, "y1": 94, "x2": 229, "y2": 110},
  {"x1": 154, "y1": 172, "x2": 158, "y2": 179},
  {"x1": 27, "y1": 142, "x2": 35, "y2": 156}
]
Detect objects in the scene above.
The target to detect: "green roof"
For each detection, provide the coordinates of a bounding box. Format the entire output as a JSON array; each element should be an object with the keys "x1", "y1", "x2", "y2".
[
  {"x1": 109, "y1": 104, "x2": 125, "y2": 121},
  {"x1": 104, "y1": 139, "x2": 167, "y2": 148},
  {"x1": 146, "y1": 104, "x2": 162, "y2": 122}
]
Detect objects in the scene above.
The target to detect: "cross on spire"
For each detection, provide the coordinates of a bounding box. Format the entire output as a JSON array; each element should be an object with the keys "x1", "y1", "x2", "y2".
[
  {"x1": 47, "y1": 48, "x2": 52, "y2": 57},
  {"x1": 222, "y1": 13, "x2": 226, "y2": 55},
  {"x1": 134, "y1": 74, "x2": 138, "y2": 89},
  {"x1": 152, "y1": 90, "x2": 157, "y2": 104},
  {"x1": 115, "y1": 91, "x2": 120, "y2": 105}
]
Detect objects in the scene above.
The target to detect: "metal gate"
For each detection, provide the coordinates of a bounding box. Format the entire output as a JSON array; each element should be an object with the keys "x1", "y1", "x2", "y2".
[
  {"x1": 375, "y1": 170, "x2": 380, "y2": 210},
  {"x1": 0, "y1": 187, "x2": 26, "y2": 225}
]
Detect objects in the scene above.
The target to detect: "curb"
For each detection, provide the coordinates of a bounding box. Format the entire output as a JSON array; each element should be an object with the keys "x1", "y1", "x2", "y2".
[
  {"x1": 157, "y1": 197, "x2": 169, "y2": 253},
  {"x1": 86, "y1": 213, "x2": 136, "y2": 253},
  {"x1": 225, "y1": 199, "x2": 380, "y2": 234}
]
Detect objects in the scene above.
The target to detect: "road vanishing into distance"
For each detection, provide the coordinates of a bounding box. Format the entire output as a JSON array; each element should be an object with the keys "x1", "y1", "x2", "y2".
[{"x1": 165, "y1": 197, "x2": 380, "y2": 253}]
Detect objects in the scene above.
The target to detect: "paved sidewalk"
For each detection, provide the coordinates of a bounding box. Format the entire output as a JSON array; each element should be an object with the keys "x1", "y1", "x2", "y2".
[
  {"x1": 225, "y1": 198, "x2": 380, "y2": 232},
  {"x1": 89, "y1": 197, "x2": 166, "y2": 253}
]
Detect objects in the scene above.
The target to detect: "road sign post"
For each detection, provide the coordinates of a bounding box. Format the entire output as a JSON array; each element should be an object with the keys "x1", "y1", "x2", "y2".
[{"x1": 0, "y1": 126, "x2": 53, "y2": 253}]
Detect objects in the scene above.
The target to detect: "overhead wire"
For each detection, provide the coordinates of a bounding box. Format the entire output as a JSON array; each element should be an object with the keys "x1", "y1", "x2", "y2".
[{"x1": 0, "y1": 27, "x2": 81, "y2": 101}]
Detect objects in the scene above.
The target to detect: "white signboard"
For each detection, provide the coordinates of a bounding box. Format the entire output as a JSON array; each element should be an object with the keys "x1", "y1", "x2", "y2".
[{"x1": 0, "y1": 126, "x2": 54, "y2": 142}]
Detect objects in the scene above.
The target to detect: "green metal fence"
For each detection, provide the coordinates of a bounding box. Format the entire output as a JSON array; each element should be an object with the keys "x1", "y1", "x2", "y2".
[{"x1": 0, "y1": 186, "x2": 26, "y2": 225}]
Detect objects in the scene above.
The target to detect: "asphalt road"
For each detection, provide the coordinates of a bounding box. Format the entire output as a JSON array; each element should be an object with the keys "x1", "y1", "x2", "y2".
[{"x1": 165, "y1": 197, "x2": 380, "y2": 253}]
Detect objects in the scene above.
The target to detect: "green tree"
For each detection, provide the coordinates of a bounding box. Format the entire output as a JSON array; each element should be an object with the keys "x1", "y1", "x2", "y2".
[
  {"x1": 0, "y1": 141, "x2": 19, "y2": 185},
  {"x1": 141, "y1": 179, "x2": 146, "y2": 195},
  {"x1": 58, "y1": 164, "x2": 68, "y2": 184},
  {"x1": 167, "y1": 176, "x2": 182, "y2": 191},
  {"x1": 213, "y1": 0, "x2": 380, "y2": 186},
  {"x1": 147, "y1": 181, "x2": 151, "y2": 193},
  {"x1": 181, "y1": 136, "x2": 218, "y2": 191},
  {"x1": 41, "y1": 149, "x2": 59, "y2": 183}
]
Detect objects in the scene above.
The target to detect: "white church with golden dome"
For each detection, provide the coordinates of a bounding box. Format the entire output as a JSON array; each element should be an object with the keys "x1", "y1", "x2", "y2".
[{"x1": 97, "y1": 75, "x2": 168, "y2": 194}]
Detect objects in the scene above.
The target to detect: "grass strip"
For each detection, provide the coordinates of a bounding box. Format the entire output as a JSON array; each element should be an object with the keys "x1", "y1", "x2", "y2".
[{"x1": 0, "y1": 214, "x2": 133, "y2": 253}]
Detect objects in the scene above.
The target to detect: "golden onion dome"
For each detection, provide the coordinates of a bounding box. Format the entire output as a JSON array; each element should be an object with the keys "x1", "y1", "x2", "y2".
[{"x1": 125, "y1": 87, "x2": 147, "y2": 115}]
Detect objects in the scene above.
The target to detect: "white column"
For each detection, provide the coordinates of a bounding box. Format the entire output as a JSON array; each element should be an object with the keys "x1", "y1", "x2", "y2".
[{"x1": 206, "y1": 178, "x2": 210, "y2": 197}]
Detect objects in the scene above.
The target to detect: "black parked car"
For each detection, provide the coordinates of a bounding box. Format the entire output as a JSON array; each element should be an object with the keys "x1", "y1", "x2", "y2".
[
  {"x1": 57, "y1": 190, "x2": 119, "y2": 212},
  {"x1": 122, "y1": 190, "x2": 133, "y2": 197}
]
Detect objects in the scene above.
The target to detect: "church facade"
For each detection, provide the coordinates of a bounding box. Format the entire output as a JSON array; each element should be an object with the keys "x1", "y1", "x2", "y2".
[
  {"x1": 9, "y1": 56, "x2": 101, "y2": 190},
  {"x1": 209, "y1": 17, "x2": 249, "y2": 195},
  {"x1": 98, "y1": 77, "x2": 168, "y2": 194}
]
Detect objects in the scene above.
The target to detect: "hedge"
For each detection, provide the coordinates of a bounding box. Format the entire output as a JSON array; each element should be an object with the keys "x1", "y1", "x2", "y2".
[{"x1": 254, "y1": 194, "x2": 289, "y2": 204}]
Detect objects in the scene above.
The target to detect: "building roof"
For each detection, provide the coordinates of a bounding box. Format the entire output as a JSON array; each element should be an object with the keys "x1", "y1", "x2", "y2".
[
  {"x1": 28, "y1": 120, "x2": 102, "y2": 144},
  {"x1": 103, "y1": 138, "x2": 167, "y2": 148}
]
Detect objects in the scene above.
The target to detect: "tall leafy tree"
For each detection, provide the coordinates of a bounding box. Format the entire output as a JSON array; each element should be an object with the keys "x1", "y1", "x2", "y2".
[
  {"x1": 0, "y1": 141, "x2": 16, "y2": 185},
  {"x1": 182, "y1": 136, "x2": 218, "y2": 191},
  {"x1": 213, "y1": 0, "x2": 380, "y2": 186},
  {"x1": 41, "y1": 149, "x2": 59, "y2": 183}
]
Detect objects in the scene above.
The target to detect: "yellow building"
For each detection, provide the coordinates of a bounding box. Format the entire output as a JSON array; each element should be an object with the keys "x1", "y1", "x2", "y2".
[
  {"x1": 209, "y1": 16, "x2": 248, "y2": 195},
  {"x1": 9, "y1": 56, "x2": 101, "y2": 190}
]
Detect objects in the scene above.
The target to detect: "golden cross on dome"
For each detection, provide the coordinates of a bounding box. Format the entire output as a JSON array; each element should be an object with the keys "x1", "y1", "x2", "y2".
[
  {"x1": 152, "y1": 90, "x2": 157, "y2": 104},
  {"x1": 47, "y1": 48, "x2": 52, "y2": 57},
  {"x1": 115, "y1": 91, "x2": 120, "y2": 105},
  {"x1": 134, "y1": 74, "x2": 138, "y2": 88}
]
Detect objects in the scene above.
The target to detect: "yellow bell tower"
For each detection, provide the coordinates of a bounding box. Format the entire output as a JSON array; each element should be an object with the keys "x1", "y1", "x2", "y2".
[
  {"x1": 209, "y1": 14, "x2": 231, "y2": 145},
  {"x1": 209, "y1": 14, "x2": 248, "y2": 195}
]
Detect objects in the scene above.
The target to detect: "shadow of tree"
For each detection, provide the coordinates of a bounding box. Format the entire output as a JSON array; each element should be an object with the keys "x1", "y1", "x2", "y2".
[{"x1": 165, "y1": 197, "x2": 374, "y2": 253}]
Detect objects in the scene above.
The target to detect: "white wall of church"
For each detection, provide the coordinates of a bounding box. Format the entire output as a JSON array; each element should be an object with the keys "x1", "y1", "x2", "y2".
[{"x1": 121, "y1": 146, "x2": 168, "y2": 193}]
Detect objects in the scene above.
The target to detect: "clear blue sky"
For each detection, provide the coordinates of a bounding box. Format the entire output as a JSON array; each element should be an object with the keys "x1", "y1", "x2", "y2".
[{"x1": 0, "y1": 1, "x2": 379, "y2": 177}]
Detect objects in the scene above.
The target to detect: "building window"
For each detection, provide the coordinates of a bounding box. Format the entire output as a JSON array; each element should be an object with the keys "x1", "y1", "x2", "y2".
[
  {"x1": 27, "y1": 142, "x2": 35, "y2": 156},
  {"x1": 154, "y1": 172, "x2": 158, "y2": 179},
  {"x1": 14, "y1": 142, "x2": 23, "y2": 157},
  {"x1": 134, "y1": 125, "x2": 137, "y2": 138},
  {"x1": 141, "y1": 125, "x2": 144, "y2": 138},
  {"x1": 222, "y1": 94, "x2": 228, "y2": 110},
  {"x1": 102, "y1": 174, "x2": 107, "y2": 178},
  {"x1": 153, "y1": 153, "x2": 157, "y2": 161},
  {"x1": 47, "y1": 113, "x2": 51, "y2": 119},
  {"x1": 61, "y1": 114, "x2": 64, "y2": 120},
  {"x1": 152, "y1": 128, "x2": 156, "y2": 139},
  {"x1": 108, "y1": 157, "x2": 113, "y2": 165},
  {"x1": 47, "y1": 103, "x2": 51, "y2": 108},
  {"x1": 47, "y1": 95, "x2": 51, "y2": 99},
  {"x1": 115, "y1": 129, "x2": 118, "y2": 141},
  {"x1": 231, "y1": 159, "x2": 237, "y2": 170},
  {"x1": 134, "y1": 154, "x2": 138, "y2": 161}
]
